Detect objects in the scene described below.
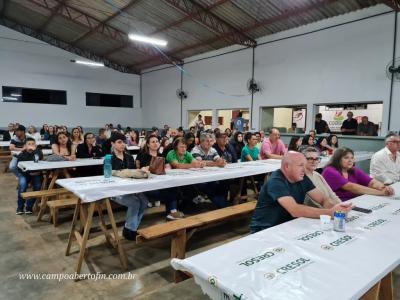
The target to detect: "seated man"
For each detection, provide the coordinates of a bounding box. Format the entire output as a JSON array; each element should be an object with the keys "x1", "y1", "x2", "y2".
[
  {"x1": 357, "y1": 116, "x2": 375, "y2": 136},
  {"x1": 370, "y1": 133, "x2": 400, "y2": 185},
  {"x1": 191, "y1": 133, "x2": 228, "y2": 208},
  {"x1": 109, "y1": 132, "x2": 148, "y2": 240},
  {"x1": 16, "y1": 138, "x2": 43, "y2": 214},
  {"x1": 9, "y1": 125, "x2": 27, "y2": 176},
  {"x1": 250, "y1": 151, "x2": 352, "y2": 233},
  {"x1": 260, "y1": 128, "x2": 287, "y2": 160}
]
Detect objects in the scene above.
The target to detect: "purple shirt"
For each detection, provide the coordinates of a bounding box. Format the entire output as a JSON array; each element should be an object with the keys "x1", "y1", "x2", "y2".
[
  {"x1": 260, "y1": 139, "x2": 287, "y2": 159},
  {"x1": 322, "y1": 166, "x2": 373, "y2": 201}
]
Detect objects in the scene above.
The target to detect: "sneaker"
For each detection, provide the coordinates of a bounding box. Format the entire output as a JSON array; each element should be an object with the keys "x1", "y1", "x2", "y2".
[
  {"x1": 147, "y1": 202, "x2": 153, "y2": 208},
  {"x1": 192, "y1": 196, "x2": 201, "y2": 205},
  {"x1": 16, "y1": 209, "x2": 24, "y2": 215},
  {"x1": 166, "y1": 211, "x2": 185, "y2": 221},
  {"x1": 25, "y1": 209, "x2": 33, "y2": 215},
  {"x1": 154, "y1": 200, "x2": 161, "y2": 207},
  {"x1": 122, "y1": 227, "x2": 137, "y2": 241}
]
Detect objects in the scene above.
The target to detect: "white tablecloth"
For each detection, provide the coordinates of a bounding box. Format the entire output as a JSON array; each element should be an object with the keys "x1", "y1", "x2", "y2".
[
  {"x1": 171, "y1": 182, "x2": 400, "y2": 300},
  {"x1": 18, "y1": 158, "x2": 104, "y2": 172},
  {"x1": 56, "y1": 161, "x2": 280, "y2": 203},
  {"x1": 0, "y1": 140, "x2": 50, "y2": 147}
]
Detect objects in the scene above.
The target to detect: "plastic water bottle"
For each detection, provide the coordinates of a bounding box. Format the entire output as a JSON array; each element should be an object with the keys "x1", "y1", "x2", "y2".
[
  {"x1": 103, "y1": 154, "x2": 112, "y2": 180},
  {"x1": 34, "y1": 153, "x2": 39, "y2": 163}
]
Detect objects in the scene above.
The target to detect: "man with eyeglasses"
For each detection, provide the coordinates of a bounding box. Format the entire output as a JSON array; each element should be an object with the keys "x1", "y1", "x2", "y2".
[
  {"x1": 250, "y1": 151, "x2": 352, "y2": 233},
  {"x1": 370, "y1": 133, "x2": 400, "y2": 185}
]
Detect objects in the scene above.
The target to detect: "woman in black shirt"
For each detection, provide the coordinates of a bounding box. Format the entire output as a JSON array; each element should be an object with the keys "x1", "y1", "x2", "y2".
[
  {"x1": 137, "y1": 135, "x2": 184, "y2": 221},
  {"x1": 76, "y1": 132, "x2": 104, "y2": 176}
]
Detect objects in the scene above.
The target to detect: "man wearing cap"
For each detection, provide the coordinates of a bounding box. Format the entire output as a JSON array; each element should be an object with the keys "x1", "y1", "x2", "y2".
[{"x1": 9, "y1": 125, "x2": 27, "y2": 176}]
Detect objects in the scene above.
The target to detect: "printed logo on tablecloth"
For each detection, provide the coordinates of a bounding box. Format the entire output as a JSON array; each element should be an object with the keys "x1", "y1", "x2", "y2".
[
  {"x1": 263, "y1": 257, "x2": 314, "y2": 281},
  {"x1": 369, "y1": 203, "x2": 390, "y2": 211},
  {"x1": 222, "y1": 292, "x2": 245, "y2": 300},
  {"x1": 345, "y1": 214, "x2": 362, "y2": 223},
  {"x1": 296, "y1": 230, "x2": 324, "y2": 242},
  {"x1": 237, "y1": 248, "x2": 285, "y2": 267},
  {"x1": 364, "y1": 219, "x2": 389, "y2": 230},
  {"x1": 321, "y1": 235, "x2": 357, "y2": 251},
  {"x1": 208, "y1": 276, "x2": 217, "y2": 287},
  {"x1": 392, "y1": 208, "x2": 400, "y2": 215}
]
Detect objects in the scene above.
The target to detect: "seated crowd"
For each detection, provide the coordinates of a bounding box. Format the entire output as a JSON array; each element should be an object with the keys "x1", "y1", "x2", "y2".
[{"x1": 1, "y1": 121, "x2": 399, "y2": 240}]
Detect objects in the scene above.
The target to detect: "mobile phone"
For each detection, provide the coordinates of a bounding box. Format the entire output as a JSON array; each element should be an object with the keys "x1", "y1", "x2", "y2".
[{"x1": 352, "y1": 206, "x2": 373, "y2": 214}]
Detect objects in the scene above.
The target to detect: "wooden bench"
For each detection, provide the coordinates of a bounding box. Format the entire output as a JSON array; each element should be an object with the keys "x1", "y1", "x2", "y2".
[
  {"x1": 136, "y1": 201, "x2": 257, "y2": 282},
  {"x1": 21, "y1": 188, "x2": 73, "y2": 221},
  {"x1": 47, "y1": 197, "x2": 78, "y2": 227}
]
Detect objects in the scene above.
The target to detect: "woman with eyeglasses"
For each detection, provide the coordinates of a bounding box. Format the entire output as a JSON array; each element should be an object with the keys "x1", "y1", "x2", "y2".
[
  {"x1": 322, "y1": 147, "x2": 394, "y2": 201},
  {"x1": 302, "y1": 147, "x2": 341, "y2": 208}
]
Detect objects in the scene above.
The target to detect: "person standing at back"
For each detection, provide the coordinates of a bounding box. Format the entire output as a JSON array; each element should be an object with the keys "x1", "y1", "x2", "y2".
[
  {"x1": 233, "y1": 112, "x2": 245, "y2": 132},
  {"x1": 195, "y1": 114, "x2": 205, "y2": 134},
  {"x1": 341, "y1": 111, "x2": 358, "y2": 135}
]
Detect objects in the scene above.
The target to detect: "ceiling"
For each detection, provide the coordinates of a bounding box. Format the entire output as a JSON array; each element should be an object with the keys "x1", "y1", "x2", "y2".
[{"x1": 0, "y1": 0, "x2": 398, "y2": 74}]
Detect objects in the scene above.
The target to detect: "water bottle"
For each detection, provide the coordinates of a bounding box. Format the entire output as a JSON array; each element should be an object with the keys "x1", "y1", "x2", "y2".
[
  {"x1": 103, "y1": 154, "x2": 112, "y2": 180},
  {"x1": 34, "y1": 153, "x2": 39, "y2": 163},
  {"x1": 333, "y1": 211, "x2": 346, "y2": 232}
]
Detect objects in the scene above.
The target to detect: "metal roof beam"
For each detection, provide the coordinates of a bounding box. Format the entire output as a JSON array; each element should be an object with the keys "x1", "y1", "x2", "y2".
[
  {"x1": 135, "y1": 0, "x2": 340, "y2": 69},
  {"x1": 382, "y1": 0, "x2": 400, "y2": 11},
  {"x1": 70, "y1": 0, "x2": 141, "y2": 46},
  {"x1": 25, "y1": 0, "x2": 181, "y2": 66},
  {"x1": 161, "y1": 0, "x2": 256, "y2": 47},
  {"x1": 0, "y1": 16, "x2": 139, "y2": 74},
  {"x1": 37, "y1": 0, "x2": 66, "y2": 32}
]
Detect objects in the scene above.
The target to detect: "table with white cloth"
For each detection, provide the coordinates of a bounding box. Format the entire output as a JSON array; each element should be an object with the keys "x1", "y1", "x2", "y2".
[
  {"x1": 55, "y1": 161, "x2": 281, "y2": 276},
  {"x1": 18, "y1": 158, "x2": 104, "y2": 221},
  {"x1": 171, "y1": 182, "x2": 400, "y2": 300},
  {"x1": 0, "y1": 140, "x2": 50, "y2": 147}
]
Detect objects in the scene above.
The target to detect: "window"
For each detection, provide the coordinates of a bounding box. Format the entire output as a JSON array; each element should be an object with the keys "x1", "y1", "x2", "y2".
[
  {"x1": 2, "y1": 86, "x2": 67, "y2": 105},
  {"x1": 86, "y1": 92, "x2": 133, "y2": 108},
  {"x1": 315, "y1": 102, "x2": 383, "y2": 135},
  {"x1": 188, "y1": 110, "x2": 212, "y2": 130},
  {"x1": 217, "y1": 109, "x2": 250, "y2": 131},
  {"x1": 260, "y1": 106, "x2": 307, "y2": 133}
]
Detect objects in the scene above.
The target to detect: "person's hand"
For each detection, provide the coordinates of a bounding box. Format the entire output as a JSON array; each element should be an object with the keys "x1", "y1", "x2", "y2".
[
  {"x1": 382, "y1": 186, "x2": 395, "y2": 196},
  {"x1": 331, "y1": 202, "x2": 353, "y2": 215},
  {"x1": 216, "y1": 158, "x2": 226, "y2": 167},
  {"x1": 141, "y1": 166, "x2": 149, "y2": 172},
  {"x1": 191, "y1": 160, "x2": 202, "y2": 168}
]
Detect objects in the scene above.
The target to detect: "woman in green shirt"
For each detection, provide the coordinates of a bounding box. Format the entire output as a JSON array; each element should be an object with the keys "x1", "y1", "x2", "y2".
[{"x1": 166, "y1": 137, "x2": 204, "y2": 169}]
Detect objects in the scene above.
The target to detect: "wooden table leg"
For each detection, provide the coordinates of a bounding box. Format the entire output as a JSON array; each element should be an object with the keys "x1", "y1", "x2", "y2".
[
  {"x1": 75, "y1": 202, "x2": 95, "y2": 277},
  {"x1": 37, "y1": 170, "x2": 59, "y2": 221},
  {"x1": 379, "y1": 272, "x2": 393, "y2": 300},
  {"x1": 105, "y1": 199, "x2": 128, "y2": 270},
  {"x1": 361, "y1": 281, "x2": 381, "y2": 300},
  {"x1": 66, "y1": 198, "x2": 81, "y2": 256}
]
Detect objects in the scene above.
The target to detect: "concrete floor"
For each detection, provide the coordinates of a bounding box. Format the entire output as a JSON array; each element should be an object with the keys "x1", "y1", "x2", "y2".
[{"x1": 0, "y1": 169, "x2": 399, "y2": 300}]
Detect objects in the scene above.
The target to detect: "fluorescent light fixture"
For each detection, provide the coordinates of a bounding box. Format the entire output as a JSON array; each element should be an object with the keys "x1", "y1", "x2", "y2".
[
  {"x1": 128, "y1": 34, "x2": 167, "y2": 46},
  {"x1": 10, "y1": 93, "x2": 21, "y2": 97},
  {"x1": 71, "y1": 60, "x2": 104, "y2": 67},
  {"x1": 2, "y1": 96, "x2": 18, "y2": 101}
]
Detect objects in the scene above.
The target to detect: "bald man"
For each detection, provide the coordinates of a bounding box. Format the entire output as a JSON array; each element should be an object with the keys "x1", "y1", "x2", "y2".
[
  {"x1": 250, "y1": 151, "x2": 352, "y2": 233},
  {"x1": 260, "y1": 128, "x2": 287, "y2": 160}
]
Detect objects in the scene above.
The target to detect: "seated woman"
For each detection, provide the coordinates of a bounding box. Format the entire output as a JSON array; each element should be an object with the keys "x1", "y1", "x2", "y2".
[
  {"x1": 298, "y1": 134, "x2": 315, "y2": 152},
  {"x1": 315, "y1": 137, "x2": 332, "y2": 155},
  {"x1": 109, "y1": 132, "x2": 148, "y2": 240},
  {"x1": 127, "y1": 130, "x2": 139, "y2": 146},
  {"x1": 327, "y1": 134, "x2": 339, "y2": 154},
  {"x1": 288, "y1": 136, "x2": 302, "y2": 151},
  {"x1": 136, "y1": 135, "x2": 184, "y2": 220},
  {"x1": 302, "y1": 147, "x2": 341, "y2": 208},
  {"x1": 322, "y1": 147, "x2": 394, "y2": 201},
  {"x1": 76, "y1": 132, "x2": 104, "y2": 176},
  {"x1": 52, "y1": 132, "x2": 76, "y2": 178},
  {"x1": 241, "y1": 132, "x2": 260, "y2": 161},
  {"x1": 71, "y1": 127, "x2": 83, "y2": 147},
  {"x1": 230, "y1": 131, "x2": 244, "y2": 161},
  {"x1": 166, "y1": 137, "x2": 203, "y2": 169}
]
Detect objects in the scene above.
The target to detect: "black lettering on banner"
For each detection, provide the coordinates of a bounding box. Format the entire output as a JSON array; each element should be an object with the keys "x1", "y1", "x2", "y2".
[
  {"x1": 238, "y1": 251, "x2": 276, "y2": 267},
  {"x1": 297, "y1": 231, "x2": 324, "y2": 242},
  {"x1": 276, "y1": 258, "x2": 312, "y2": 275}
]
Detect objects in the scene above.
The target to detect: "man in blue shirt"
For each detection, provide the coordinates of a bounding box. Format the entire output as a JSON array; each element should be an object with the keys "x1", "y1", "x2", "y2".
[
  {"x1": 250, "y1": 152, "x2": 352, "y2": 233},
  {"x1": 233, "y1": 112, "x2": 245, "y2": 132}
]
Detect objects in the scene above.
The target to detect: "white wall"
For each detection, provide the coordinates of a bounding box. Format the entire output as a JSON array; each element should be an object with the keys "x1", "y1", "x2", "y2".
[
  {"x1": 141, "y1": 4, "x2": 400, "y2": 135},
  {"x1": 0, "y1": 25, "x2": 142, "y2": 128}
]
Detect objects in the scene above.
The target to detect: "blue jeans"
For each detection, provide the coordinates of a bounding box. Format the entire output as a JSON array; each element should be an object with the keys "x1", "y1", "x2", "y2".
[
  {"x1": 196, "y1": 181, "x2": 228, "y2": 208},
  {"x1": 145, "y1": 188, "x2": 177, "y2": 214},
  {"x1": 111, "y1": 193, "x2": 148, "y2": 231},
  {"x1": 9, "y1": 156, "x2": 18, "y2": 176},
  {"x1": 17, "y1": 172, "x2": 42, "y2": 211}
]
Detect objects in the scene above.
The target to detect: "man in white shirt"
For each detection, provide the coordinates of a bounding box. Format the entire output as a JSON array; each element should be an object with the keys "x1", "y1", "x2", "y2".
[{"x1": 370, "y1": 133, "x2": 400, "y2": 185}]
